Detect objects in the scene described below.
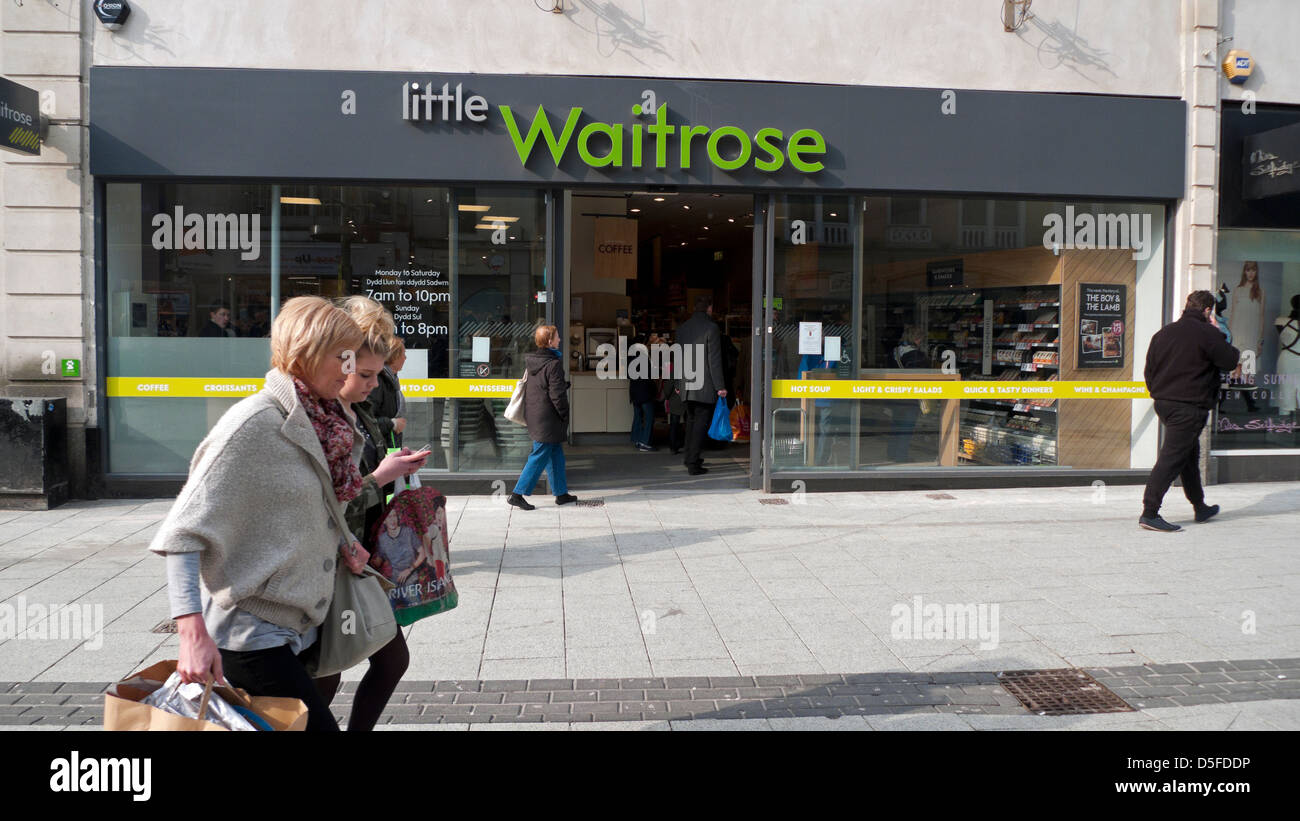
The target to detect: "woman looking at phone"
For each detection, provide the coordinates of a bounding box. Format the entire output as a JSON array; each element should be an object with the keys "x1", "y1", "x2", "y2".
[
  {"x1": 312, "y1": 295, "x2": 429, "y2": 731},
  {"x1": 151, "y1": 296, "x2": 371, "y2": 731}
]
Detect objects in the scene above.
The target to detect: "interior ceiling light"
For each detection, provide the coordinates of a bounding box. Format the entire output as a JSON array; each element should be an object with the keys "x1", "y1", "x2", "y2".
[
  {"x1": 703, "y1": 226, "x2": 709, "y2": 230},
  {"x1": 682, "y1": 204, "x2": 691, "y2": 210},
  {"x1": 280, "y1": 196, "x2": 321, "y2": 205},
  {"x1": 653, "y1": 197, "x2": 666, "y2": 202},
  {"x1": 484, "y1": 216, "x2": 519, "y2": 222},
  {"x1": 629, "y1": 208, "x2": 641, "y2": 213},
  {"x1": 458, "y1": 204, "x2": 491, "y2": 212},
  {"x1": 474, "y1": 223, "x2": 499, "y2": 230},
  {"x1": 727, "y1": 218, "x2": 735, "y2": 223},
  {"x1": 830, "y1": 212, "x2": 838, "y2": 217},
  {"x1": 710, "y1": 193, "x2": 723, "y2": 198}
]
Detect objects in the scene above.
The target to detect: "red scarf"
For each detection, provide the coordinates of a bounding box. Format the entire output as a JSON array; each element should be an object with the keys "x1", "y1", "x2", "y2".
[{"x1": 293, "y1": 377, "x2": 362, "y2": 504}]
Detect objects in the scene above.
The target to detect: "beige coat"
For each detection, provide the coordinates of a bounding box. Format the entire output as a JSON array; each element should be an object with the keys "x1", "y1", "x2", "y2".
[{"x1": 148, "y1": 369, "x2": 362, "y2": 632}]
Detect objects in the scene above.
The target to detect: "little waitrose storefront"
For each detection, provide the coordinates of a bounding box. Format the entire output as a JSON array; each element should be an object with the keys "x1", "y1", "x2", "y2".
[{"x1": 89, "y1": 67, "x2": 1184, "y2": 493}]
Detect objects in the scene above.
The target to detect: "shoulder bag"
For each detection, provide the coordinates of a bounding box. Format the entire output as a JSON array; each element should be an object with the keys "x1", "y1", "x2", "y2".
[{"x1": 504, "y1": 368, "x2": 529, "y2": 426}]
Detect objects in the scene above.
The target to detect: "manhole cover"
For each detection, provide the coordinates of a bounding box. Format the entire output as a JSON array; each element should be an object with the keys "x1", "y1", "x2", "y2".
[
  {"x1": 574, "y1": 500, "x2": 604, "y2": 507},
  {"x1": 759, "y1": 498, "x2": 788, "y2": 505},
  {"x1": 151, "y1": 619, "x2": 178, "y2": 634},
  {"x1": 926, "y1": 493, "x2": 956, "y2": 500},
  {"x1": 997, "y1": 669, "x2": 1134, "y2": 716}
]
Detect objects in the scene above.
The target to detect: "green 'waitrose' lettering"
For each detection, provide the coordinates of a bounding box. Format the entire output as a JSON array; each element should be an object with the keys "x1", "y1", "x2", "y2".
[{"x1": 499, "y1": 103, "x2": 826, "y2": 174}]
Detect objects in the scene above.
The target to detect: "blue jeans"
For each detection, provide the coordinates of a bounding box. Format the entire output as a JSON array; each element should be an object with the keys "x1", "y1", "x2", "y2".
[
  {"x1": 513, "y1": 441, "x2": 568, "y2": 496},
  {"x1": 630, "y1": 402, "x2": 656, "y2": 446}
]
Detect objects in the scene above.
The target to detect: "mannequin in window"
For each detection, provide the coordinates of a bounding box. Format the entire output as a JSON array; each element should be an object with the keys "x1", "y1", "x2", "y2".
[
  {"x1": 1276, "y1": 295, "x2": 1300, "y2": 422},
  {"x1": 1228, "y1": 261, "x2": 1266, "y2": 373}
]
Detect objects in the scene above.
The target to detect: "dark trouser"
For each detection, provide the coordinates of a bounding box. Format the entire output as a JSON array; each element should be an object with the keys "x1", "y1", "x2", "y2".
[
  {"x1": 683, "y1": 400, "x2": 713, "y2": 470},
  {"x1": 631, "y1": 401, "x2": 656, "y2": 446},
  {"x1": 668, "y1": 413, "x2": 684, "y2": 452},
  {"x1": 314, "y1": 628, "x2": 409, "y2": 732},
  {"x1": 1142, "y1": 399, "x2": 1209, "y2": 517},
  {"x1": 220, "y1": 643, "x2": 340, "y2": 732}
]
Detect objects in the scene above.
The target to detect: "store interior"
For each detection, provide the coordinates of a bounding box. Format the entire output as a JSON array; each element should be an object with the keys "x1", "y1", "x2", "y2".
[{"x1": 561, "y1": 190, "x2": 756, "y2": 487}]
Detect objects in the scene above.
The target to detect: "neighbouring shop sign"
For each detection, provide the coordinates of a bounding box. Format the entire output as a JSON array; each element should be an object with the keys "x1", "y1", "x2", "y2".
[
  {"x1": 0, "y1": 77, "x2": 40, "y2": 156},
  {"x1": 926, "y1": 259, "x2": 963, "y2": 288},
  {"x1": 1078, "y1": 283, "x2": 1126, "y2": 369},
  {"x1": 593, "y1": 217, "x2": 637, "y2": 279},
  {"x1": 1243, "y1": 122, "x2": 1300, "y2": 200}
]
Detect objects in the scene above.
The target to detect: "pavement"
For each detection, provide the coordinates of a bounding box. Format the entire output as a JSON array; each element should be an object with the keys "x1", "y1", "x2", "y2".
[{"x1": 0, "y1": 478, "x2": 1297, "y2": 730}]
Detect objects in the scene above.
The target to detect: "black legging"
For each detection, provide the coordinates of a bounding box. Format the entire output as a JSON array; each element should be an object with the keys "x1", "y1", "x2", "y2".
[
  {"x1": 313, "y1": 628, "x2": 410, "y2": 732},
  {"x1": 219, "y1": 644, "x2": 340, "y2": 732}
]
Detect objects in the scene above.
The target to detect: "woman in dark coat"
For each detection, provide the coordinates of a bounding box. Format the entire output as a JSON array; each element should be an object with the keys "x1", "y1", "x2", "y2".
[{"x1": 508, "y1": 325, "x2": 577, "y2": 510}]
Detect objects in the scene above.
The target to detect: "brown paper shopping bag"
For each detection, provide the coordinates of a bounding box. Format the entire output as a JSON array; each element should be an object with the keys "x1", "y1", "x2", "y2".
[{"x1": 103, "y1": 660, "x2": 308, "y2": 731}]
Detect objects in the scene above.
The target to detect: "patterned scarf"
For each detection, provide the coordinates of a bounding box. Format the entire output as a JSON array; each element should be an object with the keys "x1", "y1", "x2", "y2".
[{"x1": 293, "y1": 377, "x2": 362, "y2": 504}]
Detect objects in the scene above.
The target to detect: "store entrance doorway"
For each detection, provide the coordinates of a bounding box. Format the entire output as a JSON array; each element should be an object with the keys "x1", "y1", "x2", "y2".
[{"x1": 562, "y1": 190, "x2": 756, "y2": 491}]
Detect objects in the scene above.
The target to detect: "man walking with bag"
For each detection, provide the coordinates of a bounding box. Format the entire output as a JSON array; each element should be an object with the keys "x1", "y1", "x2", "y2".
[
  {"x1": 675, "y1": 296, "x2": 727, "y2": 475},
  {"x1": 1140, "y1": 290, "x2": 1240, "y2": 532}
]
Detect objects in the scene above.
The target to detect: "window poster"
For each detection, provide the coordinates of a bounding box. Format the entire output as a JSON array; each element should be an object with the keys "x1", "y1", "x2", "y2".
[{"x1": 1077, "y1": 283, "x2": 1125, "y2": 369}]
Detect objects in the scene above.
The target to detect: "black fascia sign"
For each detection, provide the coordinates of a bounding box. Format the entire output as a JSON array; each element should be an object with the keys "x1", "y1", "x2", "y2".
[
  {"x1": 1242, "y1": 122, "x2": 1300, "y2": 200},
  {"x1": 94, "y1": 0, "x2": 131, "y2": 30}
]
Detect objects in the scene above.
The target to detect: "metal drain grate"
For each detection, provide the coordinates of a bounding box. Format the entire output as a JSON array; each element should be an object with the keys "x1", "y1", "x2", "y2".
[
  {"x1": 926, "y1": 493, "x2": 956, "y2": 500},
  {"x1": 151, "y1": 619, "x2": 178, "y2": 634},
  {"x1": 574, "y1": 499, "x2": 604, "y2": 507},
  {"x1": 758, "y1": 498, "x2": 788, "y2": 505},
  {"x1": 997, "y1": 668, "x2": 1135, "y2": 715}
]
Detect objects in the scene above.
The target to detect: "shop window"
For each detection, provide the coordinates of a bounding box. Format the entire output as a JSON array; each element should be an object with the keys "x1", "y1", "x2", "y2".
[
  {"x1": 1211, "y1": 230, "x2": 1300, "y2": 452},
  {"x1": 847, "y1": 198, "x2": 1165, "y2": 473},
  {"x1": 769, "y1": 194, "x2": 856, "y2": 471}
]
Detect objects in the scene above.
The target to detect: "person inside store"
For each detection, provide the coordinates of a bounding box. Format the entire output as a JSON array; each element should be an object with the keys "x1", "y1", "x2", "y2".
[
  {"x1": 314, "y1": 296, "x2": 429, "y2": 731},
  {"x1": 369, "y1": 336, "x2": 408, "y2": 448},
  {"x1": 675, "y1": 295, "x2": 727, "y2": 475},
  {"x1": 798, "y1": 345, "x2": 841, "y2": 466},
  {"x1": 629, "y1": 333, "x2": 660, "y2": 452},
  {"x1": 151, "y1": 296, "x2": 372, "y2": 731},
  {"x1": 1139, "y1": 290, "x2": 1240, "y2": 533},
  {"x1": 508, "y1": 324, "x2": 578, "y2": 509},
  {"x1": 661, "y1": 334, "x2": 687, "y2": 455},
  {"x1": 887, "y1": 324, "x2": 932, "y2": 462},
  {"x1": 199, "y1": 302, "x2": 237, "y2": 338}
]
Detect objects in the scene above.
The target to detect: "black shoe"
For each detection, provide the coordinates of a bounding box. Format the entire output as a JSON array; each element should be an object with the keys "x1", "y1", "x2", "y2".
[
  {"x1": 670, "y1": 449, "x2": 681, "y2": 455},
  {"x1": 636, "y1": 443, "x2": 658, "y2": 452},
  {"x1": 555, "y1": 493, "x2": 578, "y2": 505},
  {"x1": 1194, "y1": 504, "x2": 1220, "y2": 523},
  {"x1": 1138, "y1": 515, "x2": 1181, "y2": 532},
  {"x1": 508, "y1": 493, "x2": 535, "y2": 511},
  {"x1": 686, "y1": 467, "x2": 709, "y2": 476}
]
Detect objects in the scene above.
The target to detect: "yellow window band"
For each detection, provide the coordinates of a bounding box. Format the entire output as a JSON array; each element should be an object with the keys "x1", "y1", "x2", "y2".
[
  {"x1": 771, "y1": 380, "x2": 1150, "y2": 400},
  {"x1": 106, "y1": 377, "x2": 518, "y2": 399}
]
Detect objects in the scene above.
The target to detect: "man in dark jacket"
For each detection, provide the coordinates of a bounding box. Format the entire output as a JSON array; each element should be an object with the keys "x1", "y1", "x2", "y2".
[
  {"x1": 1140, "y1": 290, "x2": 1240, "y2": 532},
  {"x1": 509, "y1": 324, "x2": 577, "y2": 509},
  {"x1": 674, "y1": 296, "x2": 727, "y2": 475}
]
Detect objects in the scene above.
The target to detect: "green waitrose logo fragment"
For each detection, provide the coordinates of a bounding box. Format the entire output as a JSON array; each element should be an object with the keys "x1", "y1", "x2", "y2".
[{"x1": 499, "y1": 103, "x2": 826, "y2": 173}]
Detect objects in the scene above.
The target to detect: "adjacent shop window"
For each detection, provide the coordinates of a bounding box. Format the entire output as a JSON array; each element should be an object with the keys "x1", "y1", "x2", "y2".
[{"x1": 1211, "y1": 230, "x2": 1300, "y2": 451}]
